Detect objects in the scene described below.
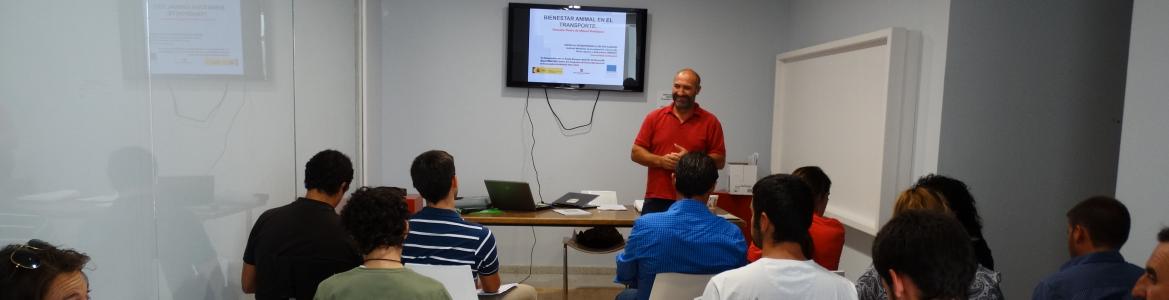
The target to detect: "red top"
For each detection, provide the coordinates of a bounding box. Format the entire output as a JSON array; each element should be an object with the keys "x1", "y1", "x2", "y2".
[
  {"x1": 746, "y1": 214, "x2": 846, "y2": 270},
  {"x1": 634, "y1": 104, "x2": 726, "y2": 200}
]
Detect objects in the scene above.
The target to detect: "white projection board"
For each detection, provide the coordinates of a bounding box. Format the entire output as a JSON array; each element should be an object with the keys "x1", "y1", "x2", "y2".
[{"x1": 771, "y1": 28, "x2": 919, "y2": 235}]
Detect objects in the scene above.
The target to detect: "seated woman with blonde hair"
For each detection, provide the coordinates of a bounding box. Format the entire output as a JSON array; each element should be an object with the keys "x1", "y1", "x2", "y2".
[{"x1": 855, "y1": 184, "x2": 1004, "y2": 300}]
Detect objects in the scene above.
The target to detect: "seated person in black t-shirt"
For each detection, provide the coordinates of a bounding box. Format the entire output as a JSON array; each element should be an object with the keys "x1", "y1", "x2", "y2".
[{"x1": 242, "y1": 149, "x2": 362, "y2": 299}]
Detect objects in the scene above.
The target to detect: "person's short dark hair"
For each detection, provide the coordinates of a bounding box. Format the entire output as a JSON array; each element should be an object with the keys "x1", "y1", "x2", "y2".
[
  {"x1": 1066, "y1": 196, "x2": 1132, "y2": 250},
  {"x1": 1159, "y1": 227, "x2": 1169, "y2": 243},
  {"x1": 873, "y1": 210, "x2": 976, "y2": 300},
  {"x1": 0, "y1": 239, "x2": 91, "y2": 300},
  {"x1": 751, "y1": 174, "x2": 814, "y2": 256},
  {"x1": 411, "y1": 150, "x2": 456, "y2": 203},
  {"x1": 791, "y1": 166, "x2": 831, "y2": 198},
  {"x1": 304, "y1": 149, "x2": 354, "y2": 195},
  {"x1": 674, "y1": 152, "x2": 718, "y2": 198},
  {"x1": 340, "y1": 186, "x2": 410, "y2": 254}
]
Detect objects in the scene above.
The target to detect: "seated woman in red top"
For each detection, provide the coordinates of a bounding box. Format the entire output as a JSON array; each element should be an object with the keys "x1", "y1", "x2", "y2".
[{"x1": 747, "y1": 166, "x2": 845, "y2": 270}]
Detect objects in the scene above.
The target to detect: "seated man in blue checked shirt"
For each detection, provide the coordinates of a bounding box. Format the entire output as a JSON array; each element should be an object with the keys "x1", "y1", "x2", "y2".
[{"x1": 614, "y1": 152, "x2": 748, "y2": 300}]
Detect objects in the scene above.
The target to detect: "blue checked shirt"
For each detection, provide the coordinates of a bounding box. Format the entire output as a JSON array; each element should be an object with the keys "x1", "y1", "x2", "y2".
[{"x1": 615, "y1": 199, "x2": 747, "y2": 300}]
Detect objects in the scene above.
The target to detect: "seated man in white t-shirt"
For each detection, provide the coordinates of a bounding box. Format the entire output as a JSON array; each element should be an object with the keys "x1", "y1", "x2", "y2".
[{"x1": 700, "y1": 174, "x2": 857, "y2": 300}]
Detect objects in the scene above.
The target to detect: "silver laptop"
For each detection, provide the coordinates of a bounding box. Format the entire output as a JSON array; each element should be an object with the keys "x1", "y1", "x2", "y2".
[{"x1": 484, "y1": 180, "x2": 551, "y2": 211}]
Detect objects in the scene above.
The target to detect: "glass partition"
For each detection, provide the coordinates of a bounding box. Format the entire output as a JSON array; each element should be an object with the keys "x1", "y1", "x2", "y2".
[{"x1": 0, "y1": 0, "x2": 360, "y2": 298}]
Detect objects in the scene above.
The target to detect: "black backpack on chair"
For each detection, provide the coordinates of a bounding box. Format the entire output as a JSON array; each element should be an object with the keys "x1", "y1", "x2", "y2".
[{"x1": 572, "y1": 226, "x2": 625, "y2": 251}]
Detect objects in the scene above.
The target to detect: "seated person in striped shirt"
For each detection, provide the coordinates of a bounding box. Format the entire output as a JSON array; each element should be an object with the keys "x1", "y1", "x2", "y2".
[
  {"x1": 614, "y1": 152, "x2": 747, "y2": 300},
  {"x1": 403, "y1": 150, "x2": 538, "y2": 300}
]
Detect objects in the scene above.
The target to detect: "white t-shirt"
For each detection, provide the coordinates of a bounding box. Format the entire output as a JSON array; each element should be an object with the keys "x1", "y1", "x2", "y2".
[{"x1": 699, "y1": 258, "x2": 858, "y2": 300}]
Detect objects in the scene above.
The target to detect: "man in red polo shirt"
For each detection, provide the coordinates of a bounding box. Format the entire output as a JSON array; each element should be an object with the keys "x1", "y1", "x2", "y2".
[{"x1": 631, "y1": 68, "x2": 726, "y2": 214}]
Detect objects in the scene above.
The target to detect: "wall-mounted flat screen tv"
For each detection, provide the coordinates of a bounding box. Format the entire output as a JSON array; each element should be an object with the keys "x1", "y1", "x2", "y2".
[{"x1": 506, "y1": 3, "x2": 647, "y2": 92}]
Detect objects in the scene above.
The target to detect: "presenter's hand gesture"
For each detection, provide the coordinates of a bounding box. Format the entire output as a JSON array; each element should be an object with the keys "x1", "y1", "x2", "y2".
[{"x1": 660, "y1": 144, "x2": 689, "y2": 169}]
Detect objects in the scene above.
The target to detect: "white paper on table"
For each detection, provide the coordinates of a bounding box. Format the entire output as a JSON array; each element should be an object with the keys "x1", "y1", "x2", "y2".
[
  {"x1": 597, "y1": 204, "x2": 627, "y2": 211},
  {"x1": 719, "y1": 214, "x2": 741, "y2": 220},
  {"x1": 478, "y1": 283, "x2": 517, "y2": 296},
  {"x1": 553, "y1": 208, "x2": 591, "y2": 216},
  {"x1": 634, "y1": 199, "x2": 644, "y2": 212}
]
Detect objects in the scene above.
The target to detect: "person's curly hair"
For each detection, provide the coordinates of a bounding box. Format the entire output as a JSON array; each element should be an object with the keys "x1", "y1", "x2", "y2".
[
  {"x1": 0, "y1": 240, "x2": 90, "y2": 300},
  {"x1": 340, "y1": 186, "x2": 410, "y2": 254}
]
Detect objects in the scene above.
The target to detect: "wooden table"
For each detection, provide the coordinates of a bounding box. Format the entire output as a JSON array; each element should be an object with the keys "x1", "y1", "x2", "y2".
[{"x1": 461, "y1": 205, "x2": 743, "y2": 227}]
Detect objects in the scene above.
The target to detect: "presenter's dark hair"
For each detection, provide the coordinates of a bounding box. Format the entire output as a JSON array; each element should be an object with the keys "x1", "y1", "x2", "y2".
[
  {"x1": 340, "y1": 186, "x2": 410, "y2": 254},
  {"x1": 751, "y1": 174, "x2": 814, "y2": 257},
  {"x1": 1160, "y1": 227, "x2": 1169, "y2": 243},
  {"x1": 792, "y1": 166, "x2": 831, "y2": 199},
  {"x1": 411, "y1": 150, "x2": 456, "y2": 203},
  {"x1": 1067, "y1": 196, "x2": 1132, "y2": 250},
  {"x1": 873, "y1": 210, "x2": 976, "y2": 300},
  {"x1": 304, "y1": 149, "x2": 354, "y2": 195},
  {"x1": 0, "y1": 240, "x2": 91, "y2": 300},
  {"x1": 674, "y1": 152, "x2": 718, "y2": 198},
  {"x1": 915, "y1": 174, "x2": 995, "y2": 269}
]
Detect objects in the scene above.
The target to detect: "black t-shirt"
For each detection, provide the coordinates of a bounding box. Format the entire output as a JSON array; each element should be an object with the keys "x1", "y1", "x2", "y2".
[{"x1": 243, "y1": 198, "x2": 361, "y2": 300}]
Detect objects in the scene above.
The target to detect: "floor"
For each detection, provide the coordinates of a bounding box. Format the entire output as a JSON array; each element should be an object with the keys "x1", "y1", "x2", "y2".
[{"x1": 500, "y1": 269, "x2": 624, "y2": 300}]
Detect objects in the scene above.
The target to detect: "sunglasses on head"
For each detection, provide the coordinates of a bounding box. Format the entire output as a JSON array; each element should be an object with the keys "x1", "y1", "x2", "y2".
[{"x1": 9, "y1": 239, "x2": 49, "y2": 270}]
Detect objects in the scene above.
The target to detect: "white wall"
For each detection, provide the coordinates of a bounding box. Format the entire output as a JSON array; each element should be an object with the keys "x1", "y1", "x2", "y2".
[
  {"x1": 377, "y1": 0, "x2": 783, "y2": 268},
  {"x1": 0, "y1": 1, "x2": 361, "y2": 298},
  {"x1": 939, "y1": 0, "x2": 1132, "y2": 298},
  {"x1": 1117, "y1": 0, "x2": 1169, "y2": 267},
  {"x1": 777, "y1": 0, "x2": 952, "y2": 281}
]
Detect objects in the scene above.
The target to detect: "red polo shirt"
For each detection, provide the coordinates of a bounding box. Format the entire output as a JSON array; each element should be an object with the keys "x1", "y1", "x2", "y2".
[
  {"x1": 746, "y1": 214, "x2": 846, "y2": 270},
  {"x1": 634, "y1": 103, "x2": 726, "y2": 200}
]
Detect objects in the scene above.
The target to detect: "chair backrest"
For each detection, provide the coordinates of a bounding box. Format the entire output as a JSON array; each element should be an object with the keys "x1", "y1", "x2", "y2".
[
  {"x1": 581, "y1": 190, "x2": 619, "y2": 205},
  {"x1": 648, "y1": 272, "x2": 716, "y2": 300},
  {"x1": 406, "y1": 263, "x2": 478, "y2": 300}
]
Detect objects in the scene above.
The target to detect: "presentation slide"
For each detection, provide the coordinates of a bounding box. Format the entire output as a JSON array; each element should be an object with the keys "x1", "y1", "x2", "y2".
[
  {"x1": 527, "y1": 8, "x2": 627, "y2": 86},
  {"x1": 148, "y1": 0, "x2": 244, "y2": 76}
]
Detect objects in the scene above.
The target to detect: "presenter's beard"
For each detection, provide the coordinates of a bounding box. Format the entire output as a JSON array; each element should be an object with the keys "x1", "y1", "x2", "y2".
[{"x1": 673, "y1": 94, "x2": 695, "y2": 109}]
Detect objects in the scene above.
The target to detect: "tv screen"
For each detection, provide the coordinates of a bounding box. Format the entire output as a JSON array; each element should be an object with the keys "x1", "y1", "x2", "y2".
[{"x1": 506, "y1": 3, "x2": 647, "y2": 92}]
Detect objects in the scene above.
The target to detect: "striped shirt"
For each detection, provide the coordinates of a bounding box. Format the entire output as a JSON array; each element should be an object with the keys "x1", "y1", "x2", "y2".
[{"x1": 403, "y1": 207, "x2": 500, "y2": 277}]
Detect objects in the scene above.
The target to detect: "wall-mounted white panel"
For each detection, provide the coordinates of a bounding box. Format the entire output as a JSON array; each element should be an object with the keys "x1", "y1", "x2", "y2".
[{"x1": 772, "y1": 28, "x2": 918, "y2": 235}]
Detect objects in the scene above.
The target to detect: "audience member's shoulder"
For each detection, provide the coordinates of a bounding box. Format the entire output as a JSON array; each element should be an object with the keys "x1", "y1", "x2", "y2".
[
  {"x1": 633, "y1": 210, "x2": 664, "y2": 222},
  {"x1": 854, "y1": 267, "x2": 884, "y2": 300},
  {"x1": 821, "y1": 267, "x2": 856, "y2": 288},
  {"x1": 970, "y1": 265, "x2": 1004, "y2": 300},
  {"x1": 467, "y1": 220, "x2": 494, "y2": 237},
  {"x1": 819, "y1": 215, "x2": 845, "y2": 226},
  {"x1": 315, "y1": 268, "x2": 359, "y2": 293},
  {"x1": 632, "y1": 211, "x2": 677, "y2": 229}
]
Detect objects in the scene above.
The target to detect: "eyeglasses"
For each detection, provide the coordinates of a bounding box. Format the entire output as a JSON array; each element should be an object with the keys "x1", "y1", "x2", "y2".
[{"x1": 9, "y1": 239, "x2": 48, "y2": 270}]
